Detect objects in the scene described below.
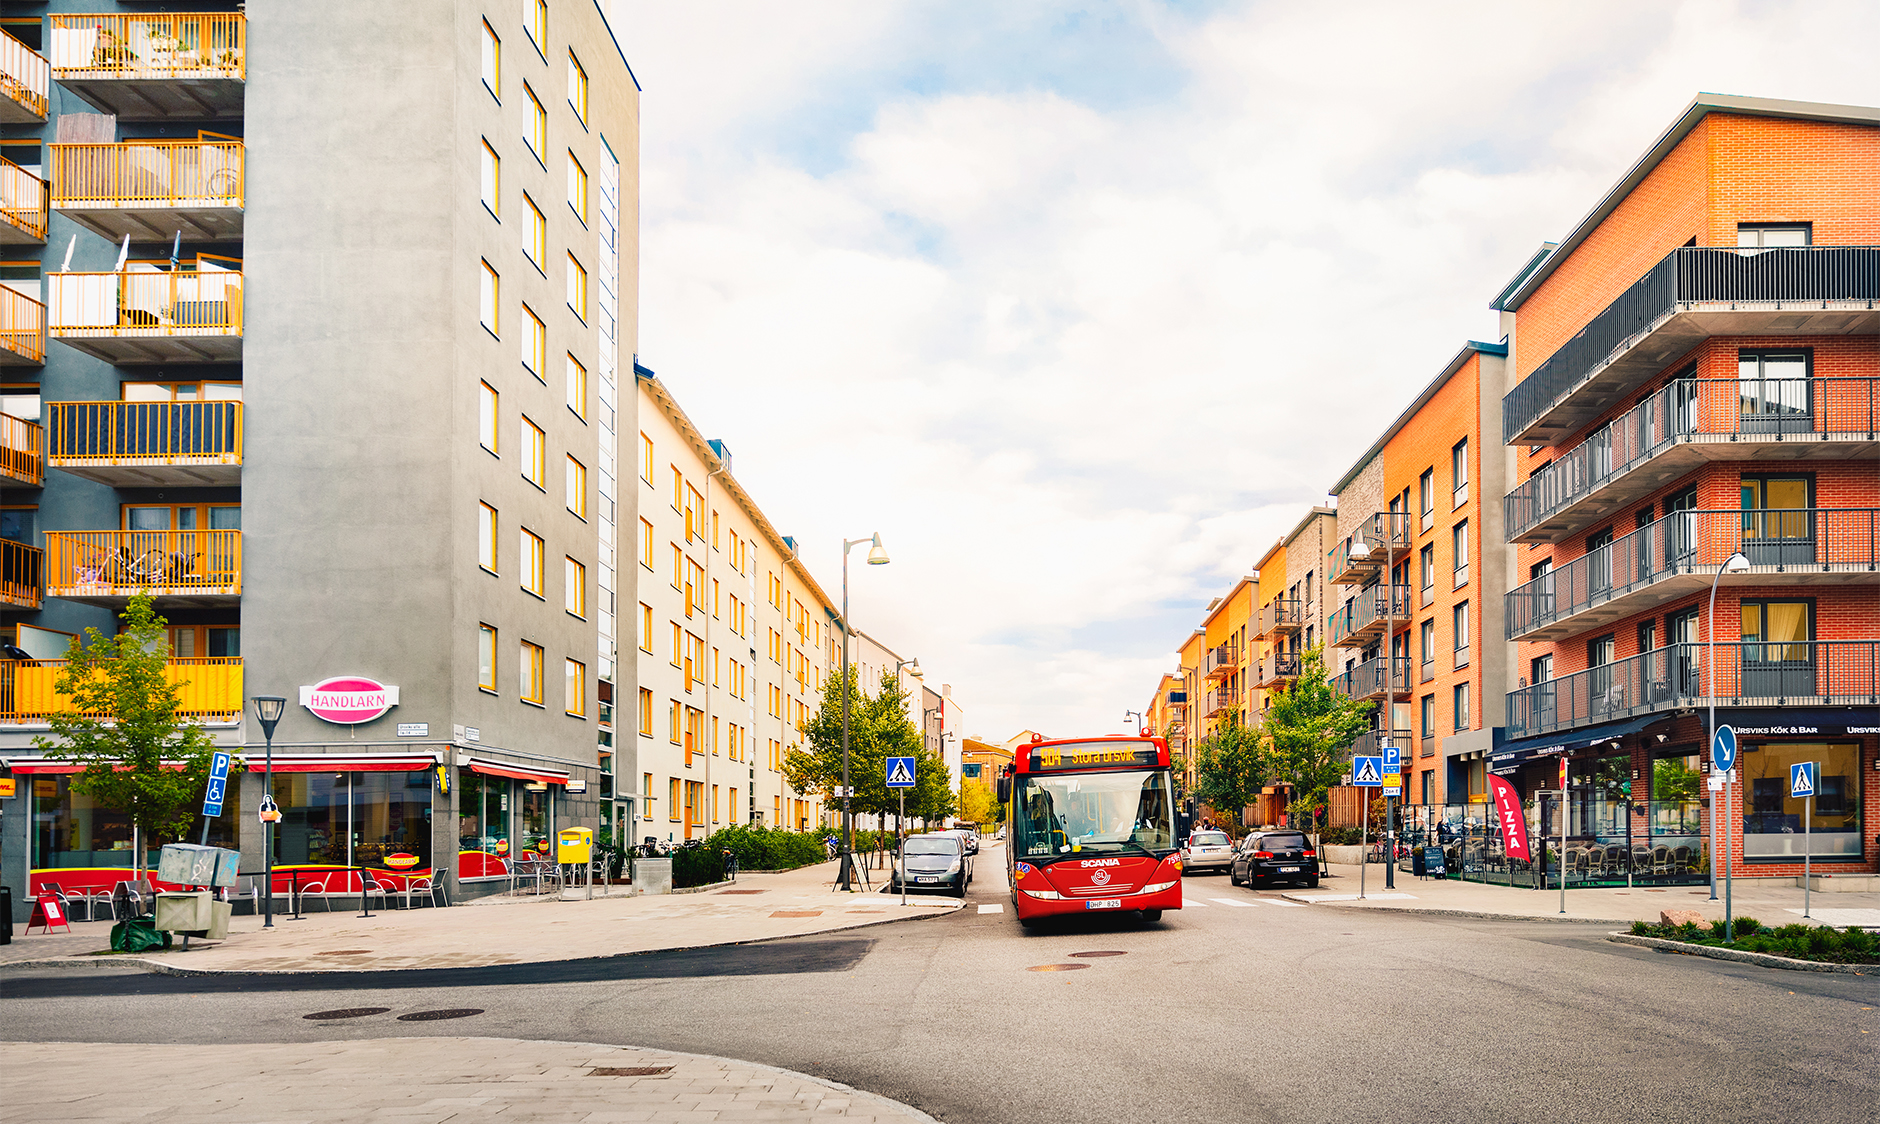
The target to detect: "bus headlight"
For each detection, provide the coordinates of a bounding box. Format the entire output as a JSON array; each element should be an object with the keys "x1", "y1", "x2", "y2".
[
  {"x1": 1020, "y1": 888, "x2": 1062, "y2": 900},
  {"x1": 1138, "y1": 880, "x2": 1177, "y2": 894}
]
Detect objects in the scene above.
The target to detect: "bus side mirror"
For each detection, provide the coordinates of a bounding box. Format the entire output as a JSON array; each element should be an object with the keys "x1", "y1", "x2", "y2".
[{"x1": 997, "y1": 775, "x2": 1011, "y2": 804}]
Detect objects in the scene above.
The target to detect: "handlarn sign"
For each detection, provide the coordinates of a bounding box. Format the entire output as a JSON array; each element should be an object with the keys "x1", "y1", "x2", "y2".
[{"x1": 300, "y1": 676, "x2": 400, "y2": 724}]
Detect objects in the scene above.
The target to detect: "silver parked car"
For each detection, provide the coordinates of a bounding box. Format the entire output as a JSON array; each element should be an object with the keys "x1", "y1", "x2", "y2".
[{"x1": 1180, "y1": 829, "x2": 1235, "y2": 874}]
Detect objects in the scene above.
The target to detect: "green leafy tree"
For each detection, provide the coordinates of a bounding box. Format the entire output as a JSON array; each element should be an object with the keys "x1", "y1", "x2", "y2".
[
  {"x1": 1192, "y1": 710, "x2": 1270, "y2": 831},
  {"x1": 958, "y1": 779, "x2": 999, "y2": 826},
  {"x1": 786, "y1": 668, "x2": 953, "y2": 837},
  {"x1": 34, "y1": 595, "x2": 232, "y2": 880},
  {"x1": 1260, "y1": 643, "x2": 1373, "y2": 838}
]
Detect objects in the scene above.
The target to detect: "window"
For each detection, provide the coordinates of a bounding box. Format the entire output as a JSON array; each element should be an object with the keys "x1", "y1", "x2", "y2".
[
  {"x1": 1744, "y1": 742, "x2": 1860, "y2": 860},
  {"x1": 521, "y1": 417, "x2": 545, "y2": 488},
  {"x1": 526, "y1": 0, "x2": 547, "y2": 54},
  {"x1": 566, "y1": 455, "x2": 587, "y2": 518},
  {"x1": 1741, "y1": 601, "x2": 1814, "y2": 697},
  {"x1": 1737, "y1": 223, "x2": 1810, "y2": 249},
  {"x1": 1452, "y1": 601, "x2": 1469, "y2": 666},
  {"x1": 1453, "y1": 683, "x2": 1470, "y2": 731},
  {"x1": 1451, "y1": 520, "x2": 1468, "y2": 586},
  {"x1": 481, "y1": 20, "x2": 500, "y2": 98},
  {"x1": 567, "y1": 152, "x2": 588, "y2": 223},
  {"x1": 519, "y1": 528, "x2": 544, "y2": 597},
  {"x1": 519, "y1": 640, "x2": 544, "y2": 705},
  {"x1": 1638, "y1": 619, "x2": 1657, "y2": 654},
  {"x1": 638, "y1": 688, "x2": 653, "y2": 736},
  {"x1": 1420, "y1": 770, "x2": 1435, "y2": 803},
  {"x1": 566, "y1": 355, "x2": 587, "y2": 421},
  {"x1": 480, "y1": 140, "x2": 500, "y2": 216},
  {"x1": 638, "y1": 603, "x2": 652, "y2": 651},
  {"x1": 565, "y1": 557, "x2": 586, "y2": 618},
  {"x1": 1531, "y1": 654, "x2": 1553, "y2": 683},
  {"x1": 567, "y1": 52, "x2": 588, "y2": 123},
  {"x1": 478, "y1": 502, "x2": 499, "y2": 573},
  {"x1": 1418, "y1": 468, "x2": 1434, "y2": 532},
  {"x1": 523, "y1": 84, "x2": 547, "y2": 162},
  {"x1": 565, "y1": 659, "x2": 586, "y2": 717},
  {"x1": 521, "y1": 304, "x2": 545, "y2": 377},
  {"x1": 479, "y1": 261, "x2": 499, "y2": 336},
  {"x1": 478, "y1": 382, "x2": 499, "y2": 453},
  {"x1": 566, "y1": 253, "x2": 587, "y2": 320},
  {"x1": 640, "y1": 433, "x2": 654, "y2": 483},
  {"x1": 638, "y1": 517, "x2": 654, "y2": 568},
  {"x1": 1419, "y1": 619, "x2": 1435, "y2": 676},
  {"x1": 1418, "y1": 543, "x2": 1434, "y2": 606},
  {"x1": 1420, "y1": 694, "x2": 1435, "y2": 739},
  {"x1": 671, "y1": 544, "x2": 683, "y2": 589},
  {"x1": 478, "y1": 624, "x2": 498, "y2": 692},
  {"x1": 522, "y1": 194, "x2": 545, "y2": 267},
  {"x1": 669, "y1": 778, "x2": 681, "y2": 820},
  {"x1": 1451, "y1": 438, "x2": 1468, "y2": 506}
]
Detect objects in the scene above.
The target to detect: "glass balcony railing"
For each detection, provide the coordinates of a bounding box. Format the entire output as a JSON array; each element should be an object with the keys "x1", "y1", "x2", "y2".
[
  {"x1": 1, "y1": 410, "x2": 42, "y2": 485},
  {"x1": 44, "y1": 529, "x2": 241, "y2": 602},
  {"x1": 1, "y1": 656, "x2": 242, "y2": 722},
  {"x1": 1507, "y1": 508, "x2": 1880, "y2": 641},
  {"x1": 1, "y1": 28, "x2": 50, "y2": 121},
  {"x1": 0, "y1": 284, "x2": 45, "y2": 364},
  {"x1": 1, "y1": 538, "x2": 44, "y2": 609},
  {"x1": 1, "y1": 154, "x2": 47, "y2": 242},
  {"x1": 45, "y1": 400, "x2": 242, "y2": 485}
]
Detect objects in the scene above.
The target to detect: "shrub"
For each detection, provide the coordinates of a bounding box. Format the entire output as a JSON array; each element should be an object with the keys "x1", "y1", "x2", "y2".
[
  {"x1": 671, "y1": 846, "x2": 730, "y2": 888},
  {"x1": 1734, "y1": 917, "x2": 1762, "y2": 936},
  {"x1": 703, "y1": 824, "x2": 829, "y2": 872},
  {"x1": 1630, "y1": 921, "x2": 1651, "y2": 936}
]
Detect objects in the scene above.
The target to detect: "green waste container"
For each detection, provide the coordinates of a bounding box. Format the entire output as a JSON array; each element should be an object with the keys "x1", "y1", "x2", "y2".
[{"x1": 110, "y1": 918, "x2": 173, "y2": 953}]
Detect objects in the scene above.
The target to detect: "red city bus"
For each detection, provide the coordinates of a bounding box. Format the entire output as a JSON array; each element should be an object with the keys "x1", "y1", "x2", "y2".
[{"x1": 998, "y1": 734, "x2": 1182, "y2": 926}]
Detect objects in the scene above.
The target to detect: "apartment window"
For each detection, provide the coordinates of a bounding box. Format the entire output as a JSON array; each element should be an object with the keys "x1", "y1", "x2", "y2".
[
  {"x1": 479, "y1": 141, "x2": 500, "y2": 217},
  {"x1": 481, "y1": 20, "x2": 500, "y2": 98},
  {"x1": 669, "y1": 622, "x2": 681, "y2": 667},
  {"x1": 669, "y1": 701, "x2": 682, "y2": 743},
  {"x1": 671, "y1": 544, "x2": 683, "y2": 589},
  {"x1": 521, "y1": 193, "x2": 545, "y2": 268},
  {"x1": 478, "y1": 502, "x2": 498, "y2": 573},
  {"x1": 478, "y1": 624, "x2": 498, "y2": 692},
  {"x1": 566, "y1": 455, "x2": 587, "y2": 519},
  {"x1": 478, "y1": 382, "x2": 499, "y2": 454},
  {"x1": 1737, "y1": 223, "x2": 1810, "y2": 248},
  {"x1": 1738, "y1": 351, "x2": 1811, "y2": 430},
  {"x1": 638, "y1": 603, "x2": 652, "y2": 652},
  {"x1": 479, "y1": 261, "x2": 499, "y2": 336},
  {"x1": 521, "y1": 417, "x2": 545, "y2": 488},
  {"x1": 669, "y1": 778, "x2": 681, "y2": 819},
  {"x1": 519, "y1": 528, "x2": 545, "y2": 597},
  {"x1": 1451, "y1": 438, "x2": 1468, "y2": 506},
  {"x1": 519, "y1": 640, "x2": 544, "y2": 705},
  {"x1": 1420, "y1": 770, "x2": 1435, "y2": 803},
  {"x1": 1420, "y1": 694, "x2": 1435, "y2": 739},
  {"x1": 565, "y1": 659, "x2": 586, "y2": 717},
  {"x1": 567, "y1": 253, "x2": 587, "y2": 321},
  {"x1": 640, "y1": 433, "x2": 654, "y2": 483},
  {"x1": 568, "y1": 52, "x2": 588, "y2": 123},
  {"x1": 1419, "y1": 619, "x2": 1435, "y2": 677},
  {"x1": 1451, "y1": 520, "x2": 1468, "y2": 587},
  {"x1": 1638, "y1": 619, "x2": 1657, "y2": 654},
  {"x1": 526, "y1": 0, "x2": 547, "y2": 54},
  {"x1": 521, "y1": 304, "x2": 545, "y2": 377},
  {"x1": 638, "y1": 688, "x2": 653, "y2": 736},
  {"x1": 566, "y1": 355, "x2": 587, "y2": 421},
  {"x1": 638, "y1": 517, "x2": 654, "y2": 569},
  {"x1": 567, "y1": 152, "x2": 588, "y2": 224},
  {"x1": 1531, "y1": 654, "x2": 1553, "y2": 684},
  {"x1": 1418, "y1": 468, "x2": 1434, "y2": 532},
  {"x1": 1453, "y1": 683, "x2": 1470, "y2": 731},
  {"x1": 524, "y1": 84, "x2": 547, "y2": 162},
  {"x1": 1452, "y1": 601, "x2": 1469, "y2": 667},
  {"x1": 565, "y1": 557, "x2": 586, "y2": 618}
]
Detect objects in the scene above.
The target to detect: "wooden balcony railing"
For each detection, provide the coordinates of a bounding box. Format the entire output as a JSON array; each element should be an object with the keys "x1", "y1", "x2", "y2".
[
  {"x1": 47, "y1": 270, "x2": 243, "y2": 336},
  {"x1": 45, "y1": 529, "x2": 241, "y2": 598},
  {"x1": 1, "y1": 29, "x2": 50, "y2": 119},
  {"x1": 0, "y1": 285, "x2": 45, "y2": 363},
  {"x1": 1, "y1": 538, "x2": 44, "y2": 609},
  {"x1": 0, "y1": 657, "x2": 243, "y2": 722},
  {"x1": 0, "y1": 411, "x2": 42, "y2": 485},
  {"x1": 1, "y1": 154, "x2": 48, "y2": 240},
  {"x1": 48, "y1": 13, "x2": 244, "y2": 80},
  {"x1": 51, "y1": 141, "x2": 243, "y2": 209},
  {"x1": 45, "y1": 400, "x2": 242, "y2": 464}
]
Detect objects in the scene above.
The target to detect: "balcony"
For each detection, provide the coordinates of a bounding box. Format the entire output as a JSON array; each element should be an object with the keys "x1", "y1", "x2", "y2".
[
  {"x1": 48, "y1": 269, "x2": 242, "y2": 363},
  {"x1": 1202, "y1": 684, "x2": 1240, "y2": 719},
  {"x1": 1, "y1": 657, "x2": 243, "y2": 723},
  {"x1": 1254, "y1": 598, "x2": 1302, "y2": 641},
  {"x1": 1, "y1": 539, "x2": 44, "y2": 609},
  {"x1": 45, "y1": 400, "x2": 242, "y2": 486},
  {"x1": 2, "y1": 411, "x2": 41, "y2": 486},
  {"x1": 1350, "y1": 727, "x2": 1411, "y2": 763},
  {"x1": 48, "y1": 14, "x2": 245, "y2": 120},
  {"x1": 0, "y1": 285, "x2": 45, "y2": 365},
  {"x1": 1, "y1": 29, "x2": 49, "y2": 123},
  {"x1": 1503, "y1": 245, "x2": 1880, "y2": 446},
  {"x1": 1508, "y1": 508, "x2": 1880, "y2": 642},
  {"x1": 44, "y1": 529, "x2": 241, "y2": 607},
  {"x1": 51, "y1": 141, "x2": 244, "y2": 243},
  {"x1": 1, "y1": 155, "x2": 47, "y2": 243},
  {"x1": 1331, "y1": 584, "x2": 1411, "y2": 649},
  {"x1": 1253, "y1": 651, "x2": 1301, "y2": 689},
  {"x1": 1505, "y1": 375, "x2": 1880, "y2": 543},
  {"x1": 1328, "y1": 512, "x2": 1411, "y2": 584},
  {"x1": 1331, "y1": 656, "x2": 1411, "y2": 702},
  {"x1": 1505, "y1": 641, "x2": 1880, "y2": 741},
  {"x1": 1201, "y1": 643, "x2": 1238, "y2": 681}
]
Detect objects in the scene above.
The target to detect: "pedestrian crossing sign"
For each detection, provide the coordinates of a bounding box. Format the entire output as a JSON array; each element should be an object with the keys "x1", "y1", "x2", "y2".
[
  {"x1": 1790, "y1": 761, "x2": 1816, "y2": 799},
  {"x1": 1352, "y1": 756, "x2": 1383, "y2": 786},
  {"x1": 886, "y1": 757, "x2": 916, "y2": 788}
]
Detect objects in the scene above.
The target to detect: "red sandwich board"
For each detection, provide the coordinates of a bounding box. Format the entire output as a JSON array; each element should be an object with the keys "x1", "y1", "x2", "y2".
[{"x1": 26, "y1": 893, "x2": 71, "y2": 935}]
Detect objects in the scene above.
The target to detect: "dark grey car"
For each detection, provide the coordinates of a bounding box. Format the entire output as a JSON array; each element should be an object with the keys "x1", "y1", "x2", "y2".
[{"x1": 1230, "y1": 830, "x2": 1319, "y2": 889}]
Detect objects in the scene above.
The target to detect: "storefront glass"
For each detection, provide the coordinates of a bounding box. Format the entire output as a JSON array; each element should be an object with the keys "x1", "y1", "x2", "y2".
[
  {"x1": 1643, "y1": 749, "x2": 1708, "y2": 883},
  {"x1": 273, "y1": 771, "x2": 432, "y2": 873},
  {"x1": 1742, "y1": 742, "x2": 1862, "y2": 860},
  {"x1": 29, "y1": 774, "x2": 235, "y2": 875},
  {"x1": 458, "y1": 770, "x2": 512, "y2": 877},
  {"x1": 519, "y1": 785, "x2": 554, "y2": 856}
]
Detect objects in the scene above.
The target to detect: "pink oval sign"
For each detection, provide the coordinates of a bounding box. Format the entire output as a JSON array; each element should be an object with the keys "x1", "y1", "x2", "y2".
[{"x1": 300, "y1": 677, "x2": 400, "y2": 724}]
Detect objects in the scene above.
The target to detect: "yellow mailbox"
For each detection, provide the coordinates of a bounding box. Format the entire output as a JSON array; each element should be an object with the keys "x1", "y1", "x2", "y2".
[{"x1": 557, "y1": 827, "x2": 593, "y2": 864}]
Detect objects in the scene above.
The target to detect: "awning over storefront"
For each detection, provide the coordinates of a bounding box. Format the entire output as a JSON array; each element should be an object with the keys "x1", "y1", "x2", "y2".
[
  {"x1": 1489, "y1": 714, "x2": 1666, "y2": 773},
  {"x1": 3, "y1": 758, "x2": 84, "y2": 774},
  {"x1": 264, "y1": 753, "x2": 441, "y2": 773},
  {"x1": 465, "y1": 757, "x2": 570, "y2": 785},
  {"x1": 1712, "y1": 708, "x2": 1880, "y2": 738}
]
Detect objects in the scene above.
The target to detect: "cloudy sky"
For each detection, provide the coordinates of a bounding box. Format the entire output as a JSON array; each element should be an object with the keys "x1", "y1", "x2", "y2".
[{"x1": 608, "y1": 1, "x2": 1879, "y2": 742}]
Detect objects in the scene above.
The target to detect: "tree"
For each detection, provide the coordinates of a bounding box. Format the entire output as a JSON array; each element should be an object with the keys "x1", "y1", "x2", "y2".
[
  {"x1": 958, "y1": 778, "x2": 1000, "y2": 825},
  {"x1": 1191, "y1": 710, "x2": 1270, "y2": 831},
  {"x1": 785, "y1": 667, "x2": 953, "y2": 836},
  {"x1": 1259, "y1": 643, "x2": 1373, "y2": 838},
  {"x1": 34, "y1": 595, "x2": 230, "y2": 880}
]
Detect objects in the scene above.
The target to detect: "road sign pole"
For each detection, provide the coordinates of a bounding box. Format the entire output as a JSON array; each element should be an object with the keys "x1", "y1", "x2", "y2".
[
  {"x1": 899, "y1": 790, "x2": 907, "y2": 907},
  {"x1": 1804, "y1": 789, "x2": 1811, "y2": 919},
  {"x1": 1359, "y1": 803, "x2": 1366, "y2": 902}
]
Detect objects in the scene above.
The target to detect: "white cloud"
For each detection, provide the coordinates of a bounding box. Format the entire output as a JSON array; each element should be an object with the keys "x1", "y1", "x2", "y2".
[{"x1": 612, "y1": 0, "x2": 1880, "y2": 739}]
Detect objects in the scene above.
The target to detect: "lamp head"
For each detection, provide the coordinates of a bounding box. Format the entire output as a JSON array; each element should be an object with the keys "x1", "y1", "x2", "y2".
[
  {"x1": 252, "y1": 694, "x2": 287, "y2": 739},
  {"x1": 866, "y1": 532, "x2": 889, "y2": 566},
  {"x1": 906, "y1": 658, "x2": 922, "y2": 678},
  {"x1": 1723, "y1": 552, "x2": 1751, "y2": 573}
]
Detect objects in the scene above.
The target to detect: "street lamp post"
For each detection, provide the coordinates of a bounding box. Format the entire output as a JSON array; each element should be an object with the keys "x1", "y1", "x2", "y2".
[
  {"x1": 251, "y1": 695, "x2": 287, "y2": 928},
  {"x1": 837, "y1": 533, "x2": 888, "y2": 892},
  {"x1": 1707, "y1": 551, "x2": 1751, "y2": 926},
  {"x1": 1124, "y1": 709, "x2": 1144, "y2": 734}
]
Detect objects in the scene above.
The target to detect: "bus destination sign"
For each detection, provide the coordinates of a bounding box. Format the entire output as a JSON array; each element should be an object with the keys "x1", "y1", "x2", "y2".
[{"x1": 1029, "y1": 742, "x2": 1159, "y2": 772}]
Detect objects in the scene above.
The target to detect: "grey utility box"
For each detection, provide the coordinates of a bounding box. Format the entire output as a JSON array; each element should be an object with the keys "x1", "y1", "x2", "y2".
[
  {"x1": 154, "y1": 891, "x2": 214, "y2": 932},
  {"x1": 157, "y1": 844, "x2": 240, "y2": 888},
  {"x1": 633, "y1": 857, "x2": 672, "y2": 895}
]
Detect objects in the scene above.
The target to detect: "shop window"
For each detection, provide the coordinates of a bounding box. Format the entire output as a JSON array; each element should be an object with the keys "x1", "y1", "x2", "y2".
[
  {"x1": 519, "y1": 783, "x2": 553, "y2": 855},
  {"x1": 458, "y1": 770, "x2": 511, "y2": 868},
  {"x1": 32, "y1": 775, "x2": 235, "y2": 872},
  {"x1": 1743, "y1": 743, "x2": 1860, "y2": 860},
  {"x1": 276, "y1": 771, "x2": 434, "y2": 873}
]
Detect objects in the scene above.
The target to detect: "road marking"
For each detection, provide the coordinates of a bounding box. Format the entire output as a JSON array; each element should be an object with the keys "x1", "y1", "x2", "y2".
[
  {"x1": 1255, "y1": 898, "x2": 1307, "y2": 907},
  {"x1": 977, "y1": 904, "x2": 1004, "y2": 914},
  {"x1": 1183, "y1": 901, "x2": 1207, "y2": 907},
  {"x1": 1209, "y1": 898, "x2": 1259, "y2": 908},
  {"x1": 1285, "y1": 892, "x2": 1417, "y2": 903}
]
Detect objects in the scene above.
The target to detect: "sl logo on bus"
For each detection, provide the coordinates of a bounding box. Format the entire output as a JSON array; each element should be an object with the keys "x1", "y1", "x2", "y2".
[{"x1": 1090, "y1": 869, "x2": 1111, "y2": 886}]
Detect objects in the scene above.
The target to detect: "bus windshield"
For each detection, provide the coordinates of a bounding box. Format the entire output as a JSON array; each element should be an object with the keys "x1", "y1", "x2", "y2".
[{"x1": 1015, "y1": 769, "x2": 1174, "y2": 859}]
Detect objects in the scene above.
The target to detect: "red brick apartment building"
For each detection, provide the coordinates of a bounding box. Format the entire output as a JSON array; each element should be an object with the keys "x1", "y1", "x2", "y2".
[{"x1": 1492, "y1": 95, "x2": 1879, "y2": 884}]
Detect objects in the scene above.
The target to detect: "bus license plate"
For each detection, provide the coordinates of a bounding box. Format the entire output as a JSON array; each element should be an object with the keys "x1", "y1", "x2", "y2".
[
  {"x1": 1085, "y1": 899, "x2": 1122, "y2": 910},
  {"x1": 1278, "y1": 866, "x2": 1300, "y2": 873}
]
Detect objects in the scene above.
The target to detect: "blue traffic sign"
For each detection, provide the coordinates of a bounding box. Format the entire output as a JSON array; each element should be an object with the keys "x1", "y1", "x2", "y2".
[
  {"x1": 1790, "y1": 761, "x2": 1817, "y2": 799},
  {"x1": 1710, "y1": 725, "x2": 1737, "y2": 773},
  {"x1": 201, "y1": 751, "x2": 232, "y2": 817},
  {"x1": 886, "y1": 756, "x2": 916, "y2": 788},
  {"x1": 1352, "y1": 756, "x2": 1383, "y2": 787},
  {"x1": 1383, "y1": 745, "x2": 1401, "y2": 771}
]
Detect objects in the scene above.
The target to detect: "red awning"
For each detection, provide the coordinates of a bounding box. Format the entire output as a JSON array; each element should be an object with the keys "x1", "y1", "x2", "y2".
[
  {"x1": 467, "y1": 757, "x2": 571, "y2": 785},
  {"x1": 5, "y1": 760, "x2": 82, "y2": 775},
  {"x1": 264, "y1": 753, "x2": 440, "y2": 773}
]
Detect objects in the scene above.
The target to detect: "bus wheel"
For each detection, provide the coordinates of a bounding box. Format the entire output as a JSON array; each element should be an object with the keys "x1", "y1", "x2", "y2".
[
  {"x1": 1018, "y1": 915, "x2": 1039, "y2": 930},
  {"x1": 1139, "y1": 910, "x2": 1162, "y2": 923}
]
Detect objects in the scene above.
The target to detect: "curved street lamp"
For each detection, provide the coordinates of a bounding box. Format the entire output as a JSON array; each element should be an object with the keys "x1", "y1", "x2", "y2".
[
  {"x1": 251, "y1": 695, "x2": 287, "y2": 928},
  {"x1": 837, "y1": 533, "x2": 888, "y2": 891},
  {"x1": 1707, "y1": 551, "x2": 1750, "y2": 926}
]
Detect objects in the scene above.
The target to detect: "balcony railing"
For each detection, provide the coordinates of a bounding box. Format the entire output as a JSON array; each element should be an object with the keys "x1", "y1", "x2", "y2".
[
  {"x1": 1, "y1": 411, "x2": 42, "y2": 485},
  {"x1": 1202, "y1": 684, "x2": 1240, "y2": 719},
  {"x1": 48, "y1": 14, "x2": 244, "y2": 120},
  {"x1": 1329, "y1": 511, "x2": 1411, "y2": 584},
  {"x1": 45, "y1": 400, "x2": 242, "y2": 486},
  {"x1": 1507, "y1": 508, "x2": 1880, "y2": 641},
  {"x1": 1202, "y1": 643, "x2": 1238, "y2": 681},
  {"x1": 1351, "y1": 727, "x2": 1411, "y2": 763},
  {"x1": 1331, "y1": 584, "x2": 1411, "y2": 648},
  {"x1": 1, "y1": 657, "x2": 243, "y2": 723},
  {"x1": 1505, "y1": 376, "x2": 1880, "y2": 542},
  {"x1": 1, "y1": 29, "x2": 50, "y2": 121},
  {"x1": 44, "y1": 529, "x2": 241, "y2": 603},
  {"x1": 1254, "y1": 651, "x2": 1301, "y2": 688},
  {"x1": 1, "y1": 154, "x2": 48, "y2": 241},
  {"x1": 1503, "y1": 245, "x2": 1880, "y2": 445},
  {"x1": 47, "y1": 269, "x2": 243, "y2": 362},
  {"x1": 1, "y1": 285, "x2": 45, "y2": 364},
  {"x1": 1505, "y1": 641, "x2": 1880, "y2": 740},
  {"x1": 50, "y1": 141, "x2": 244, "y2": 242},
  {"x1": 1254, "y1": 598, "x2": 1302, "y2": 640},
  {"x1": 1, "y1": 539, "x2": 44, "y2": 609},
  {"x1": 1331, "y1": 656, "x2": 1411, "y2": 702}
]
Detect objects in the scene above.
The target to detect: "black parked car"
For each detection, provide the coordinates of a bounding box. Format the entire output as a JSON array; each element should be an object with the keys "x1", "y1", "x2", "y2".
[
  {"x1": 1230, "y1": 830, "x2": 1319, "y2": 889},
  {"x1": 891, "y1": 834, "x2": 973, "y2": 896}
]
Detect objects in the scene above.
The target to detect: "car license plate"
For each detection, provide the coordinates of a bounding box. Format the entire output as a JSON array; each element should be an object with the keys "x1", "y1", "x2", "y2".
[
  {"x1": 1085, "y1": 899, "x2": 1122, "y2": 910},
  {"x1": 1278, "y1": 866, "x2": 1300, "y2": 873},
  {"x1": 916, "y1": 876, "x2": 938, "y2": 883}
]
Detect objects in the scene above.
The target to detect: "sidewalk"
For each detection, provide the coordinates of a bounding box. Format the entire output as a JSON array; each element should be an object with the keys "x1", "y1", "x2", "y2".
[
  {"x1": 1, "y1": 1037, "x2": 939, "y2": 1123},
  {"x1": 1288, "y1": 862, "x2": 1880, "y2": 926},
  {"x1": 1, "y1": 858, "x2": 960, "y2": 974}
]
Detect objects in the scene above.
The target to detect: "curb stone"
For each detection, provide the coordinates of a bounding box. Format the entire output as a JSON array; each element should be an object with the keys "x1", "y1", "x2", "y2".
[
  {"x1": 1314, "y1": 902, "x2": 1634, "y2": 926},
  {"x1": 1608, "y1": 932, "x2": 1875, "y2": 974}
]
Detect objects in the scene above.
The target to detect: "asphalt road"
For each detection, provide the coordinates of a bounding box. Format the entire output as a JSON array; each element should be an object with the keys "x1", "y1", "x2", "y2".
[{"x1": 5, "y1": 841, "x2": 1876, "y2": 1124}]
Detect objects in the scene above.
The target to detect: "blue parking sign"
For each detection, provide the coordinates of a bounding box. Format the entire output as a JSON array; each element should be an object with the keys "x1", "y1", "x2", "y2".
[
  {"x1": 201, "y1": 751, "x2": 231, "y2": 817},
  {"x1": 1383, "y1": 745, "x2": 1401, "y2": 771}
]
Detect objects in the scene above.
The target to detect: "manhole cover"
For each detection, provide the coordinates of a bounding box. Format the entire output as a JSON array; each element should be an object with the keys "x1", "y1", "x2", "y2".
[
  {"x1": 396, "y1": 1009, "x2": 485, "y2": 1022},
  {"x1": 590, "y1": 1066, "x2": 673, "y2": 1077},
  {"x1": 1068, "y1": 951, "x2": 1127, "y2": 958},
  {"x1": 1026, "y1": 963, "x2": 1089, "y2": 972},
  {"x1": 771, "y1": 910, "x2": 822, "y2": 918},
  {"x1": 718, "y1": 889, "x2": 766, "y2": 895},
  {"x1": 303, "y1": 1007, "x2": 390, "y2": 1021},
  {"x1": 315, "y1": 950, "x2": 374, "y2": 956}
]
